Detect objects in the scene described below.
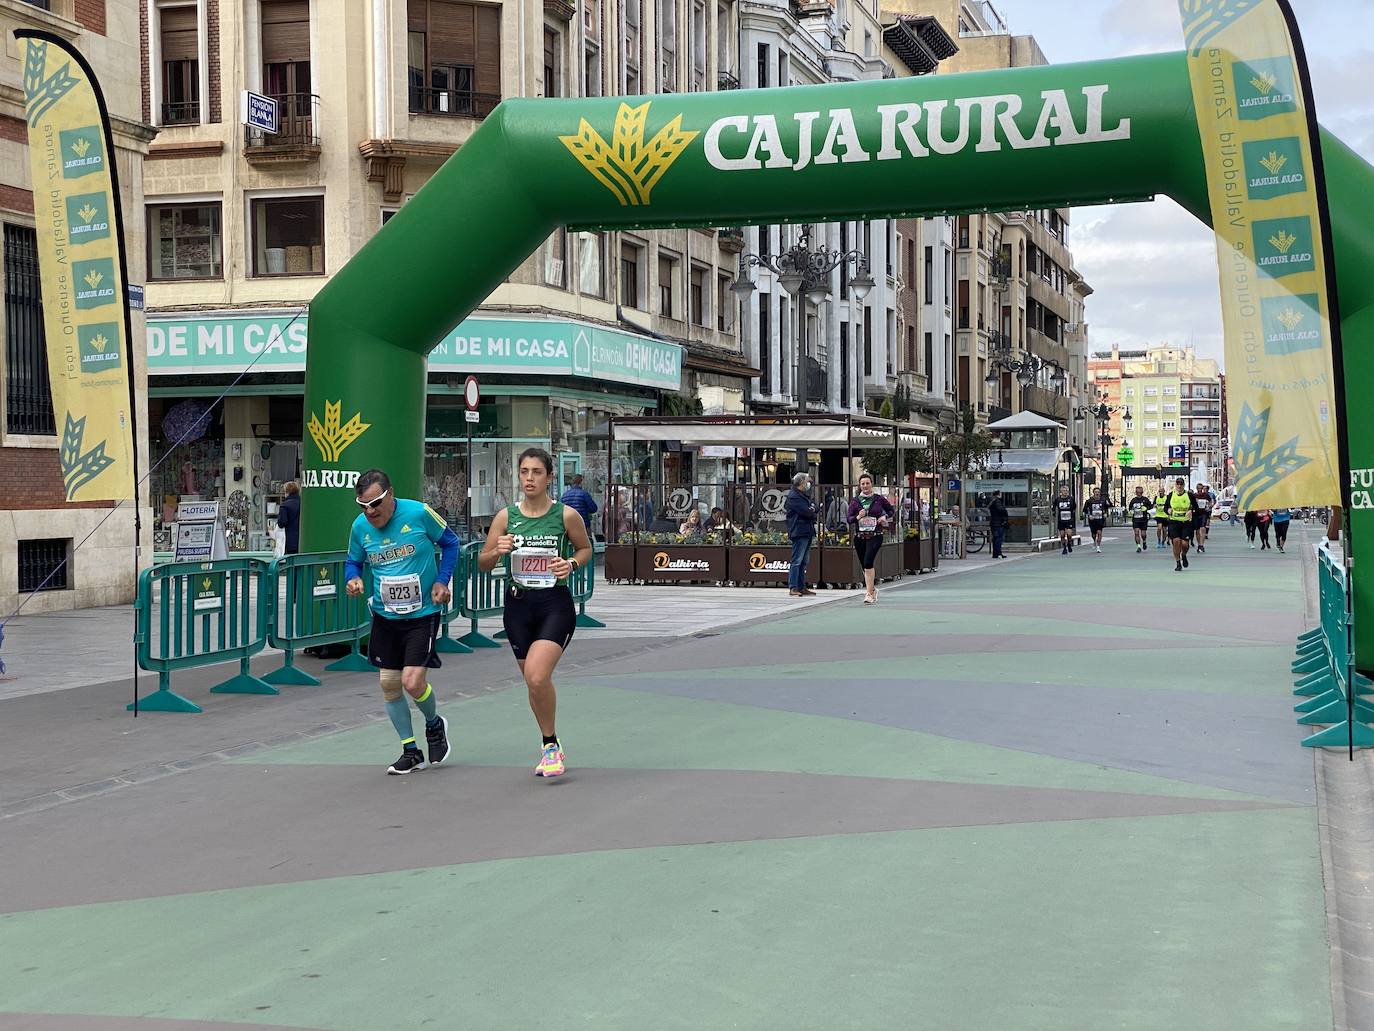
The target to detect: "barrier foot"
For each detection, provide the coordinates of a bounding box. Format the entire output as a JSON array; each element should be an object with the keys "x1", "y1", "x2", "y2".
[
  {"x1": 493, "y1": 629, "x2": 509, "y2": 640},
  {"x1": 1295, "y1": 690, "x2": 1342, "y2": 713},
  {"x1": 1297, "y1": 698, "x2": 1374, "y2": 726},
  {"x1": 263, "y1": 663, "x2": 322, "y2": 687},
  {"x1": 1302, "y1": 721, "x2": 1374, "y2": 749},
  {"x1": 1297, "y1": 628, "x2": 1324, "y2": 643},
  {"x1": 457, "y1": 632, "x2": 502, "y2": 649},
  {"x1": 1294, "y1": 642, "x2": 1326, "y2": 660},
  {"x1": 576, "y1": 613, "x2": 607, "y2": 628},
  {"x1": 128, "y1": 680, "x2": 201, "y2": 714},
  {"x1": 325, "y1": 645, "x2": 373, "y2": 672},
  {"x1": 1292, "y1": 655, "x2": 1327, "y2": 674},
  {"x1": 210, "y1": 661, "x2": 279, "y2": 695},
  {"x1": 1294, "y1": 672, "x2": 1335, "y2": 696},
  {"x1": 435, "y1": 636, "x2": 474, "y2": 654}
]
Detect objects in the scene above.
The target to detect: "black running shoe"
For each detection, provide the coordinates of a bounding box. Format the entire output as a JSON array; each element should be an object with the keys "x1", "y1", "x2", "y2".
[
  {"x1": 1198, "y1": 544, "x2": 1205, "y2": 553},
  {"x1": 1175, "y1": 562, "x2": 1183, "y2": 572},
  {"x1": 387, "y1": 748, "x2": 427, "y2": 775},
  {"x1": 426, "y1": 715, "x2": 451, "y2": 766},
  {"x1": 1182, "y1": 555, "x2": 1189, "y2": 568}
]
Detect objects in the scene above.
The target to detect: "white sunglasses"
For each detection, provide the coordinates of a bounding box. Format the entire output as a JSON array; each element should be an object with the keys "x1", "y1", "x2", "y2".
[{"x1": 356, "y1": 489, "x2": 390, "y2": 511}]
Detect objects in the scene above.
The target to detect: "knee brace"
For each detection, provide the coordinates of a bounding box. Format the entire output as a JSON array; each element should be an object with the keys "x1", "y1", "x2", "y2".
[{"x1": 380, "y1": 668, "x2": 404, "y2": 702}]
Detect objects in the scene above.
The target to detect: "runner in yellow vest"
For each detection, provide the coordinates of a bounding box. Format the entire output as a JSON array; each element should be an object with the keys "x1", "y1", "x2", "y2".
[
  {"x1": 1153, "y1": 487, "x2": 1169, "y2": 550},
  {"x1": 1166, "y1": 476, "x2": 1200, "y2": 573}
]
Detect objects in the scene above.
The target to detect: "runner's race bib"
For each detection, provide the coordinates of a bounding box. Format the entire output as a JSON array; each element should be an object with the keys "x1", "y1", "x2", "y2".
[
  {"x1": 858, "y1": 516, "x2": 879, "y2": 536},
  {"x1": 378, "y1": 573, "x2": 423, "y2": 615},
  {"x1": 512, "y1": 547, "x2": 558, "y2": 589}
]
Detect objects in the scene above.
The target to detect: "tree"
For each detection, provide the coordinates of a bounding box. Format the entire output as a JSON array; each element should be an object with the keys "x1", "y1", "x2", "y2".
[{"x1": 893, "y1": 384, "x2": 913, "y2": 422}]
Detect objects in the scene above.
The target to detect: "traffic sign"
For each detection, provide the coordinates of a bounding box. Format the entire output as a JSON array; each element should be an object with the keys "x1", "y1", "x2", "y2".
[
  {"x1": 1167, "y1": 444, "x2": 1187, "y2": 462},
  {"x1": 465, "y1": 409, "x2": 480, "y2": 423},
  {"x1": 464, "y1": 375, "x2": 480, "y2": 411}
]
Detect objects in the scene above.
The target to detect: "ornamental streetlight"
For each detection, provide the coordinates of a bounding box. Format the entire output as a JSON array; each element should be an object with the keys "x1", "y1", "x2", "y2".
[
  {"x1": 1075, "y1": 394, "x2": 1132, "y2": 503},
  {"x1": 732, "y1": 224, "x2": 874, "y2": 418}
]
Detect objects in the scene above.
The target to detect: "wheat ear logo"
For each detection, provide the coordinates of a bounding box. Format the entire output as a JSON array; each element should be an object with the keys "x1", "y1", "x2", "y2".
[
  {"x1": 59, "y1": 412, "x2": 114, "y2": 499},
  {"x1": 1259, "y1": 151, "x2": 1288, "y2": 175},
  {"x1": 77, "y1": 203, "x2": 99, "y2": 223},
  {"x1": 559, "y1": 102, "x2": 699, "y2": 206},
  {"x1": 83, "y1": 268, "x2": 103, "y2": 290},
  {"x1": 308, "y1": 400, "x2": 370, "y2": 463},
  {"x1": 22, "y1": 41, "x2": 79, "y2": 126},
  {"x1": 1274, "y1": 307, "x2": 1306, "y2": 332},
  {"x1": 1269, "y1": 229, "x2": 1298, "y2": 254},
  {"x1": 201, "y1": 576, "x2": 214, "y2": 591},
  {"x1": 1250, "y1": 70, "x2": 1278, "y2": 95},
  {"x1": 87, "y1": 332, "x2": 108, "y2": 352},
  {"x1": 70, "y1": 136, "x2": 91, "y2": 158},
  {"x1": 1179, "y1": 0, "x2": 1264, "y2": 55}
]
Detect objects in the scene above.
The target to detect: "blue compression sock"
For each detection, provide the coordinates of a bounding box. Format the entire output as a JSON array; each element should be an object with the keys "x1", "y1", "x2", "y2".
[
  {"x1": 386, "y1": 696, "x2": 416, "y2": 746},
  {"x1": 414, "y1": 683, "x2": 440, "y2": 727}
]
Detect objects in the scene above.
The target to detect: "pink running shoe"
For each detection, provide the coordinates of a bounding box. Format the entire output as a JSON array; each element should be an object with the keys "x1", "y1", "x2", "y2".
[{"x1": 535, "y1": 742, "x2": 566, "y2": 778}]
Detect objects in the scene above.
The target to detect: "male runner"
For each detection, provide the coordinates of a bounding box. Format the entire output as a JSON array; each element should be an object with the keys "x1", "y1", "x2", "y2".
[
  {"x1": 1081, "y1": 488, "x2": 1110, "y2": 554},
  {"x1": 345, "y1": 468, "x2": 461, "y2": 775},
  {"x1": 1165, "y1": 476, "x2": 1199, "y2": 573},
  {"x1": 1054, "y1": 486, "x2": 1076, "y2": 555},
  {"x1": 1193, "y1": 482, "x2": 1214, "y2": 553},
  {"x1": 1153, "y1": 486, "x2": 1169, "y2": 549},
  {"x1": 1127, "y1": 486, "x2": 1153, "y2": 553}
]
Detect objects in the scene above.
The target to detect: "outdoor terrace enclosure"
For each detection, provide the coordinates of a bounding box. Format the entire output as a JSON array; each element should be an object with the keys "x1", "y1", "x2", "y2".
[{"x1": 299, "y1": 48, "x2": 1374, "y2": 558}]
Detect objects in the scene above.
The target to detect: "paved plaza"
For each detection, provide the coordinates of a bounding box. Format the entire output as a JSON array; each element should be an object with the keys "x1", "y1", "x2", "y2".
[{"x1": 0, "y1": 521, "x2": 1361, "y2": 1030}]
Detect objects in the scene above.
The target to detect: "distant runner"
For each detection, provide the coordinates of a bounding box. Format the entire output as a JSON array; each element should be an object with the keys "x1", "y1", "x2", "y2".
[
  {"x1": 1081, "y1": 489, "x2": 1109, "y2": 554},
  {"x1": 1054, "y1": 486, "x2": 1076, "y2": 556},
  {"x1": 1166, "y1": 476, "x2": 1199, "y2": 573},
  {"x1": 1193, "y1": 482, "x2": 1214, "y2": 554},
  {"x1": 1127, "y1": 486, "x2": 1153, "y2": 553},
  {"x1": 1154, "y1": 487, "x2": 1169, "y2": 550},
  {"x1": 1272, "y1": 507, "x2": 1292, "y2": 553}
]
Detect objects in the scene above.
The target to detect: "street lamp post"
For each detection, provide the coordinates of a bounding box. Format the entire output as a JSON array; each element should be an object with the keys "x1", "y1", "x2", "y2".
[
  {"x1": 732, "y1": 225, "x2": 874, "y2": 426},
  {"x1": 1074, "y1": 394, "x2": 1132, "y2": 504}
]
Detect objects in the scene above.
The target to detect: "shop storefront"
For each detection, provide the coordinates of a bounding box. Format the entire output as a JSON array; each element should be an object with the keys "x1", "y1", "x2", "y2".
[{"x1": 147, "y1": 310, "x2": 683, "y2": 552}]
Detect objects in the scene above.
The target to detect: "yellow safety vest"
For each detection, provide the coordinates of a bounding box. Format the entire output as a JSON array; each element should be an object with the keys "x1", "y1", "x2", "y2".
[
  {"x1": 1168, "y1": 491, "x2": 1193, "y2": 521},
  {"x1": 1153, "y1": 494, "x2": 1167, "y2": 518}
]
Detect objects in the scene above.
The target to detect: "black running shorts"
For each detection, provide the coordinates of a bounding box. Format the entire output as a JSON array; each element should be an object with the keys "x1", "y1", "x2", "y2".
[
  {"x1": 1132, "y1": 518, "x2": 1150, "y2": 531},
  {"x1": 1168, "y1": 520, "x2": 1194, "y2": 541},
  {"x1": 368, "y1": 611, "x2": 441, "y2": 670},
  {"x1": 503, "y1": 584, "x2": 576, "y2": 661},
  {"x1": 853, "y1": 535, "x2": 883, "y2": 570},
  {"x1": 1088, "y1": 520, "x2": 1106, "y2": 535},
  {"x1": 1057, "y1": 521, "x2": 1075, "y2": 533}
]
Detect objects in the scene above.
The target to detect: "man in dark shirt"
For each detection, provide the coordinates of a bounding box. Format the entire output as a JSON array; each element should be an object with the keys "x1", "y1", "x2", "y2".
[
  {"x1": 559, "y1": 474, "x2": 599, "y2": 532},
  {"x1": 784, "y1": 472, "x2": 818, "y2": 597},
  {"x1": 1081, "y1": 489, "x2": 1110, "y2": 554},
  {"x1": 276, "y1": 480, "x2": 301, "y2": 555},
  {"x1": 1054, "y1": 486, "x2": 1077, "y2": 556},
  {"x1": 988, "y1": 490, "x2": 1009, "y2": 559},
  {"x1": 1127, "y1": 486, "x2": 1153, "y2": 554}
]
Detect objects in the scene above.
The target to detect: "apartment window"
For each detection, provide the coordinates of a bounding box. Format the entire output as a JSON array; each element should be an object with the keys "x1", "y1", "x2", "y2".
[
  {"x1": 839, "y1": 322, "x2": 850, "y2": 407},
  {"x1": 756, "y1": 41, "x2": 769, "y2": 87},
  {"x1": 759, "y1": 224, "x2": 772, "y2": 261},
  {"x1": 381, "y1": 206, "x2": 400, "y2": 226},
  {"x1": 1145, "y1": 437, "x2": 1159, "y2": 447},
  {"x1": 923, "y1": 333, "x2": 933, "y2": 386},
  {"x1": 17, "y1": 539, "x2": 70, "y2": 593},
  {"x1": 659, "y1": 0, "x2": 678, "y2": 90},
  {"x1": 4, "y1": 224, "x2": 55, "y2": 436},
  {"x1": 1163, "y1": 403, "x2": 1177, "y2": 413},
  {"x1": 1163, "y1": 385, "x2": 1177, "y2": 395},
  {"x1": 544, "y1": 227, "x2": 567, "y2": 288},
  {"x1": 1145, "y1": 421, "x2": 1158, "y2": 431},
  {"x1": 1163, "y1": 420, "x2": 1177, "y2": 430},
  {"x1": 758, "y1": 302, "x2": 771, "y2": 393},
  {"x1": 1124, "y1": 387, "x2": 1135, "y2": 397},
  {"x1": 623, "y1": 0, "x2": 641, "y2": 92},
  {"x1": 620, "y1": 239, "x2": 644, "y2": 309},
  {"x1": 658, "y1": 252, "x2": 679, "y2": 318},
  {"x1": 716, "y1": 273, "x2": 733, "y2": 332},
  {"x1": 584, "y1": 41, "x2": 602, "y2": 97},
  {"x1": 148, "y1": 202, "x2": 223, "y2": 280},
  {"x1": 776, "y1": 50, "x2": 788, "y2": 88},
  {"x1": 690, "y1": 264, "x2": 708, "y2": 326},
  {"x1": 863, "y1": 29, "x2": 872, "y2": 58},
  {"x1": 906, "y1": 326, "x2": 916, "y2": 374},
  {"x1": 251, "y1": 196, "x2": 324, "y2": 276},
  {"x1": 923, "y1": 245, "x2": 933, "y2": 297},
  {"x1": 863, "y1": 307, "x2": 873, "y2": 373},
  {"x1": 716, "y1": 1, "x2": 731, "y2": 77},
  {"x1": 407, "y1": 0, "x2": 501, "y2": 118},
  {"x1": 904, "y1": 239, "x2": 914, "y2": 290},
  {"x1": 1144, "y1": 387, "x2": 1158, "y2": 396},
  {"x1": 543, "y1": 27, "x2": 563, "y2": 97},
  {"x1": 262, "y1": 0, "x2": 311, "y2": 120},
  {"x1": 690, "y1": 0, "x2": 706, "y2": 91},
  {"x1": 577, "y1": 231, "x2": 604, "y2": 298},
  {"x1": 957, "y1": 216, "x2": 970, "y2": 249},
  {"x1": 159, "y1": 2, "x2": 200, "y2": 125}
]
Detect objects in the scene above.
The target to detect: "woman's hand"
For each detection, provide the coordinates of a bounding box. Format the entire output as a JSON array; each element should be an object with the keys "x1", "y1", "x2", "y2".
[{"x1": 494, "y1": 534, "x2": 516, "y2": 556}]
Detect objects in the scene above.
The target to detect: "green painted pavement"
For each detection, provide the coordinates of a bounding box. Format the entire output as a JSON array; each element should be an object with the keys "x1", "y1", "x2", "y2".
[
  {"x1": 0, "y1": 810, "x2": 1328, "y2": 1031},
  {"x1": 237, "y1": 684, "x2": 1272, "y2": 802},
  {"x1": 580, "y1": 646, "x2": 1298, "y2": 698}
]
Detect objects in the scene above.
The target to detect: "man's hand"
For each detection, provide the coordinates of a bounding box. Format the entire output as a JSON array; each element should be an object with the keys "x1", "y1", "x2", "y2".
[
  {"x1": 494, "y1": 534, "x2": 516, "y2": 556},
  {"x1": 431, "y1": 582, "x2": 452, "y2": 606},
  {"x1": 345, "y1": 577, "x2": 365, "y2": 598}
]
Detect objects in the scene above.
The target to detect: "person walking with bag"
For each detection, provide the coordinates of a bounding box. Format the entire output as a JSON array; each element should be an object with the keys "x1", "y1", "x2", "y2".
[{"x1": 848, "y1": 473, "x2": 894, "y2": 603}]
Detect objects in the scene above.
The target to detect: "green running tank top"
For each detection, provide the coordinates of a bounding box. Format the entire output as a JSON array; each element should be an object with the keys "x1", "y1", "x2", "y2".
[{"x1": 505, "y1": 501, "x2": 572, "y2": 586}]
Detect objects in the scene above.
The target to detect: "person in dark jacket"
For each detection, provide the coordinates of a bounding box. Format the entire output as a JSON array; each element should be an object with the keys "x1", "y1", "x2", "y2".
[
  {"x1": 987, "y1": 490, "x2": 1009, "y2": 559},
  {"x1": 277, "y1": 480, "x2": 301, "y2": 555},
  {"x1": 784, "y1": 472, "x2": 818, "y2": 597},
  {"x1": 559, "y1": 474, "x2": 599, "y2": 531}
]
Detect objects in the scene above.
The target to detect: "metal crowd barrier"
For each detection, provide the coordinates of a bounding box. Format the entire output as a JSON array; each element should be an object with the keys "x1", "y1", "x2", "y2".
[
  {"x1": 131, "y1": 558, "x2": 275, "y2": 713},
  {"x1": 435, "y1": 545, "x2": 474, "y2": 655},
  {"x1": 572, "y1": 552, "x2": 605, "y2": 628},
  {"x1": 1296, "y1": 546, "x2": 1374, "y2": 749},
  {"x1": 457, "y1": 541, "x2": 505, "y2": 648},
  {"x1": 263, "y1": 551, "x2": 372, "y2": 684}
]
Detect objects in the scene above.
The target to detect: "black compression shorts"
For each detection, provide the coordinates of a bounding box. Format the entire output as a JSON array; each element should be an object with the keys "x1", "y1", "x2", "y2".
[
  {"x1": 503, "y1": 584, "x2": 576, "y2": 661},
  {"x1": 1132, "y1": 518, "x2": 1150, "y2": 530},
  {"x1": 368, "y1": 612, "x2": 442, "y2": 670},
  {"x1": 1169, "y1": 520, "x2": 1195, "y2": 541},
  {"x1": 853, "y1": 535, "x2": 883, "y2": 570},
  {"x1": 1088, "y1": 520, "x2": 1106, "y2": 534}
]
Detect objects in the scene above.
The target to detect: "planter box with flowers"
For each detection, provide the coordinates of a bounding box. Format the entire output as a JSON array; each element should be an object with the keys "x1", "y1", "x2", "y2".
[
  {"x1": 726, "y1": 530, "x2": 817, "y2": 587},
  {"x1": 822, "y1": 533, "x2": 903, "y2": 586},
  {"x1": 618, "y1": 531, "x2": 727, "y2": 584}
]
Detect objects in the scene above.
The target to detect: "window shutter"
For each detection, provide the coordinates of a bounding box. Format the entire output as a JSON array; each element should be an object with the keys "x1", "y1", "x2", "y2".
[
  {"x1": 261, "y1": 0, "x2": 310, "y2": 64},
  {"x1": 476, "y1": 5, "x2": 500, "y2": 94},
  {"x1": 160, "y1": 6, "x2": 199, "y2": 62},
  {"x1": 431, "y1": 1, "x2": 476, "y2": 67}
]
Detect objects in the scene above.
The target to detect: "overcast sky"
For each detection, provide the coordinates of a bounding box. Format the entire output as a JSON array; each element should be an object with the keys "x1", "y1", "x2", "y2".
[{"x1": 986, "y1": 0, "x2": 1374, "y2": 368}]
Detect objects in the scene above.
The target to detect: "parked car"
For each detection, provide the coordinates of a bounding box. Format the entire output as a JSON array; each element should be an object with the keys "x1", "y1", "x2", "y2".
[{"x1": 1213, "y1": 501, "x2": 1234, "y2": 523}]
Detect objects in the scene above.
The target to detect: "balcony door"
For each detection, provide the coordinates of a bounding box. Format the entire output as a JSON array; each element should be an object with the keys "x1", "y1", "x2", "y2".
[{"x1": 262, "y1": 0, "x2": 312, "y2": 128}]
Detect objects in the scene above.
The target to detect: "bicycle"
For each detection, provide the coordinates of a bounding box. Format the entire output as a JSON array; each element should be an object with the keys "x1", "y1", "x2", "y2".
[{"x1": 964, "y1": 525, "x2": 989, "y2": 553}]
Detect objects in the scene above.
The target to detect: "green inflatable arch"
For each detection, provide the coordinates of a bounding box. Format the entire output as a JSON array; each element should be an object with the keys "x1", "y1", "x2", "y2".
[{"x1": 300, "y1": 49, "x2": 1374, "y2": 549}]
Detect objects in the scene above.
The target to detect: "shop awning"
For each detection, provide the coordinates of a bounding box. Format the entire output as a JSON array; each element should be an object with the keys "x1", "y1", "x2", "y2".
[{"x1": 610, "y1": 415, "x2": 928, "y2": 450}]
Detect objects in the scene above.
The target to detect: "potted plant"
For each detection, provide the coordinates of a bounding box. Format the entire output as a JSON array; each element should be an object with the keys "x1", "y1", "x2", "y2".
[
  {"x1": 727, "y1": 529, "x2": 809, "y2": 586},
  {"x1": 903, "y1": 526, "x2": 923, "y2": 574},
  {"x1": 639, "y1": 529, "x2": 727, "y2": 584}
]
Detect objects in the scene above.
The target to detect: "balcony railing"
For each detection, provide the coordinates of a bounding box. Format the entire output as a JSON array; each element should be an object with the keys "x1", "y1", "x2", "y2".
[
  {"x1": 161, "y1": 100, "x2": 200, "y2": 125},
  {"x1": 716, "y1": 227, "x2": 745, "y2": 252},
  {"x1": 410, "y1": 87, "x2": 501, "y2": 119},
  {"x1": 244, "y1": 93, "x2": 321, "y2": 156},
  {"x1": 717, "y1": 70, "x2": 741, "y2": 90}
]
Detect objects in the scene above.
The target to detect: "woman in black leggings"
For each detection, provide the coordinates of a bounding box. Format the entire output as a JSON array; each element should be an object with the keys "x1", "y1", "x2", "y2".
[{"x1": 848, "y1": 473, "x2": 894, "y2": 604}]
